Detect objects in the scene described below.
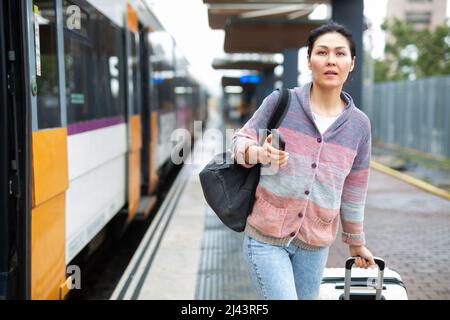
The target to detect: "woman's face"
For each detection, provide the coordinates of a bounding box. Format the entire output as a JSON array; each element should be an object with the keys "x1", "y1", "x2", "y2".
[{"x1": 308, "y1": 32, "x2": 355, "y2": 89}]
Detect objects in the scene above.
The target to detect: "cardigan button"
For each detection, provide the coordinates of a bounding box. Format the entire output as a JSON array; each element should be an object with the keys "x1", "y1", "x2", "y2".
[
  {"x1": 298, "y1": 213, "x2": 304, "y2": 218},
  {"x1": 290, "y1": 232, "x2": 296, "y2": 237},
  {"x1": 312, "y1": 163, "x2": 317, "y2": 169},
  {"x1": 317, "y1": 137, "x2": 322, "y2": 143},
  {"x1": 305, "y1": 190, "x2": 310, "y2": 195}
]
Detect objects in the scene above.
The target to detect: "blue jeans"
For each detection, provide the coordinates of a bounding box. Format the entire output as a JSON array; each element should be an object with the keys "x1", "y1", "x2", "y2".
[{"x1": 243, "y1": 234, "x2": 329, "y2": 300}]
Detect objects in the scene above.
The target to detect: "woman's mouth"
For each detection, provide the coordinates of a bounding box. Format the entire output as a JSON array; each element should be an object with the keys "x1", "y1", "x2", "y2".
[{"x1": 324, "y1": 71, "x2": 338, "y2": 76}]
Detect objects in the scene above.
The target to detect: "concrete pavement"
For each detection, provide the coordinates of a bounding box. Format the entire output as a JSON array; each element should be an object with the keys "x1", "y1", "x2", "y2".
[{"x1": 328, "y1": 169, "x2": 450, "y2": 299}]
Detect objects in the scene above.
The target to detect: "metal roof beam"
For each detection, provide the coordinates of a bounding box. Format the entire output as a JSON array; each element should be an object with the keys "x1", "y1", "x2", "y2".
[{"x1": 239, "y1": 4, "x2": 313, "y2": 19}]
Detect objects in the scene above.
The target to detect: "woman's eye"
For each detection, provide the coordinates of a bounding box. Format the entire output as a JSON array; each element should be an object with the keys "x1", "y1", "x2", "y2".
[
  {"x1": 317, "y1": 51, "x2": 327, "y2": 55},
  {"x1": 337, "y1": 52, "x2": 346, "y2": 56}
]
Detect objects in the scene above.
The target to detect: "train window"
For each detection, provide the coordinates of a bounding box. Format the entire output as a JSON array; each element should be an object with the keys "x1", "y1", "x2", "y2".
[
  {"x1": 93, "y1": 12, "x2": 125, "y2": 120},
  {"x1": 149, "y1": 31, "x2": 175, "y2": 112},
  {"x1": 157, "y1": 77, "x2": 174, "y2": 112},
  {"x1": 64, "y1": 30, "x2": 91, "y2": 123},
  {"x1": 63, "y1": 0, "x2": 125, "y2": 125},
  {"x1": 130, "y1": 32, "x2": 140, "y2": 115},
  {"x1": 34, "y1": 0, "x2": 61, "y2": 130},
  {"x1": 147, "y1": 42, "x2": 158, "y2": 112}
]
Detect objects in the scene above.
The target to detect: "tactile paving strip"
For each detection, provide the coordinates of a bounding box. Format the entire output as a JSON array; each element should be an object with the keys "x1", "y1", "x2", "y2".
[{"x1": 195, "y1": 207, "x2": 257, "y2": 300}]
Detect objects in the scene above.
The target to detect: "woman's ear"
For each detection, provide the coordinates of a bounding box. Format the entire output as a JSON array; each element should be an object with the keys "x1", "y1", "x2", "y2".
[
  {"x1": 307, "y1": 56, "x2": 311, "y2": 70},
  {"x1": 349, "y1": 56, "x2": 356, "y2": 72}
]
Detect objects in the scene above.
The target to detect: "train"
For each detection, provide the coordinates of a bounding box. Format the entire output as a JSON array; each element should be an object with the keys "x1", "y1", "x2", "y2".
[{"x1": 0, "y1": 0, "x2": 208, "y2": 299}]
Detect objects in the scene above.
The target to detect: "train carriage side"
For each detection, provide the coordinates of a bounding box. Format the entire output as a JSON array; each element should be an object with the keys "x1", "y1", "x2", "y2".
[
  {"x1": 0, "y1": 0, "x2": 207, "y2": 300},
  {"x1": 32, "y1": 0, "x2": 130, "y2": 299}
]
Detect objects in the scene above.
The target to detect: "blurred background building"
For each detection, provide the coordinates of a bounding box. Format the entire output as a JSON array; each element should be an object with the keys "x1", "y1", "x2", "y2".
[{"x1": 387, "y1": 0, "x2": 447, "y2": 30}]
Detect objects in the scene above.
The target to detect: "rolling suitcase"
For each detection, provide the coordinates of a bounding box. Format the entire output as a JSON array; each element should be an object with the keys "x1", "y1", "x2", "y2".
[{"x1": 318, "y1": 257, "x2": 408, "y2": 300}]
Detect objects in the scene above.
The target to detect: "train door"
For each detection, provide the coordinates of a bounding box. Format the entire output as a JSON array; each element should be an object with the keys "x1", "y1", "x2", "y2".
[
  {"x1": 138, "y1": 23, "x2": 158, "y2": 214},
  {"x1": 146, "y1": 35, "x2": 160, "y2": 196},
  {"x1": 0, "y1": 0, "x2": 11, "y2": 300},
  {"x1": 24, "y1": 0, "x2": 69, "y2": 299},
  {"x1": 0, "y1": 0, "x2": 18, "y2": 300},
  {"x1": 139, "y1": 24, "x2": 150, "y2": 194},
  {"x1": 0, "y1": 0, "x2": 34, "y2": 300},
  {"x1": 125, "y1": 4, "x2": 142, "y2": 222},
  {"x1": 0, "y1": 0, "x2": 52, "y2": 299}
]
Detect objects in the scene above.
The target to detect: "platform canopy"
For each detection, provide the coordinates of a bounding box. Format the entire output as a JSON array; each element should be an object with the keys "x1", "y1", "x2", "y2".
[
  {"x1": 204, "y1": 0, "x2": 365, "y2": 106},
  {"x1": 212, "y1": 58, "x2": 279, "y2": 71},
  {"x1": 203, "y1": 0, "x2": 329, "y2": 53}
]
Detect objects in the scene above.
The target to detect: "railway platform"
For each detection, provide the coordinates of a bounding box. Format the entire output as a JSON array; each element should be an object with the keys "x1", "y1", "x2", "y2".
[{"x1": 111, "y1": 111, "x2": 450, "y2": 300}]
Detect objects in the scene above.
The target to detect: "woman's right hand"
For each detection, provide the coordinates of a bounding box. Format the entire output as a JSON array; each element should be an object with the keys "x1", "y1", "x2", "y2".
[{"x1": 246, "y1": 134, "x2": 289, "y2": 167}]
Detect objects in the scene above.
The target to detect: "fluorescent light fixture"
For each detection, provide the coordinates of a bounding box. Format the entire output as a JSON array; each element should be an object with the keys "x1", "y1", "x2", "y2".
[
  {"x1": 174, "y1": 87, "x2": 193, "y2": 94},
  {"x1": 224, "y1": 86, "x2": 243, "y2": 94},
  {"x1": 308, "y1": 4, "x2": 329, "y2": 20}
]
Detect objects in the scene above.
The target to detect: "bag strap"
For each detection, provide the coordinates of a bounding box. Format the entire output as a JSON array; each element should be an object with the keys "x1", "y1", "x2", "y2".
[{"x1": 267, "y1": 88, "x2": 290, "y2": 132}]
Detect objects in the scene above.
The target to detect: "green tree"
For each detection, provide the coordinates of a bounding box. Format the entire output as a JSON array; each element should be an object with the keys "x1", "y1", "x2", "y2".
[
  {"x1": 374, "y1": 59, "x2": 390, "y2": 82},
  {"x1": 415, "y1": 24, "x2": 450, "y2": 77},
  {"x1": 374, "y1": 18, "x2": 450, "y2": 82}
]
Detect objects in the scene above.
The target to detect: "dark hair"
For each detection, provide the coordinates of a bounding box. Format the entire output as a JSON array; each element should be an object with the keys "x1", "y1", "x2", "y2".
[{"x1": 307, "y1": 21, "x2": 356, "y2": 59}]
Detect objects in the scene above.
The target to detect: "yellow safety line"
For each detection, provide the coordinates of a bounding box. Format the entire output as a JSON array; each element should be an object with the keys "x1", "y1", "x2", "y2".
[
  {"x1": 371, "y1": 160, "x2": 450, "y2": 201},
  {"x1": 374, "y1": 141, "x2": 449, "y2": 162}
]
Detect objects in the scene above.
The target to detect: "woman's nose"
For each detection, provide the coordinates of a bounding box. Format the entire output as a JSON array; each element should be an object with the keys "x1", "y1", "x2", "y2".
[{"x1": 327, "y1": 55, "x2": 337, "y2": 65}]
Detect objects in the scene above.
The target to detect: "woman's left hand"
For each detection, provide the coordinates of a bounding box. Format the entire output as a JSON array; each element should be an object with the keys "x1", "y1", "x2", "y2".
[{"x1": 349, "y1": 245, "x2": 376, "y2": 269}]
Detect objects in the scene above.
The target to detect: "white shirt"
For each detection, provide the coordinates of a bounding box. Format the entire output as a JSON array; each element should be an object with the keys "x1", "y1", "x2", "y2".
[{"x1": 311, "y1": 111, "x2": 340, "y2": 135}]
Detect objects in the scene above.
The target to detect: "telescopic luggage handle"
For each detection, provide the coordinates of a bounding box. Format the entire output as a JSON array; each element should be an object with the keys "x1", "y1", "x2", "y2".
[{"x1": 344, "y1": 256, "x2": 385, "y2": 300}]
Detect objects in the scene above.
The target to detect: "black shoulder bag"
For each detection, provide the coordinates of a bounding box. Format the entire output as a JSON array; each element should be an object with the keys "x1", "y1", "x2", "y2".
[{"x1": 198, "y1": 89, "x2": 290, "y2": 232}]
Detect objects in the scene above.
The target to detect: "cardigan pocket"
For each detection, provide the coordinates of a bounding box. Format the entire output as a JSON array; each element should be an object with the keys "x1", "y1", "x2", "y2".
[
  {"x1": 248, "y1": 196, "x2": 288, "y2": 238},
  {"x1": 314, "y1": 214, "x2": 337, "y2": 229},
  {"x1": 302, "y1": 210, "x2": 340, "y2": 247}
]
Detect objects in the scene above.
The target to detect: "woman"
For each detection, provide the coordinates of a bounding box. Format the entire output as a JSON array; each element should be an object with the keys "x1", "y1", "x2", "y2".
[{"x1": 231, "y1": 22, "x2": 376, "y2": 300}]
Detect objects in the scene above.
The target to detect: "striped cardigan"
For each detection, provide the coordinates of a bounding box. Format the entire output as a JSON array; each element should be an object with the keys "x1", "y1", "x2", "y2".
[{"x1": 231, "y1": 82, "x2": 371, "y2": 249}]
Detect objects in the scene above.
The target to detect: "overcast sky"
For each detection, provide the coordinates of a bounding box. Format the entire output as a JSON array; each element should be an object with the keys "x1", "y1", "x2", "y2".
[{"x1": 147, "y1": 0, "x2": 450, "y2": 95}]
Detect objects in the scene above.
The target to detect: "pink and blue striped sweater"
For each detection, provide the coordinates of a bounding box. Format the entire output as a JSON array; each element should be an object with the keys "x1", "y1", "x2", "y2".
[{"x1": 231, "y1": 82, "x2": 371, "y2": 249}]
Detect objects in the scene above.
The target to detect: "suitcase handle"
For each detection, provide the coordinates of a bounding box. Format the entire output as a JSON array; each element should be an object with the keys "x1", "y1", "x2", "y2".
[
  {"x1": 345, "y1": 256, "x2": 385, "y2": 271},
  {"x1": 344, "y1": 256, "x2": 385, "y2": 300}
]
